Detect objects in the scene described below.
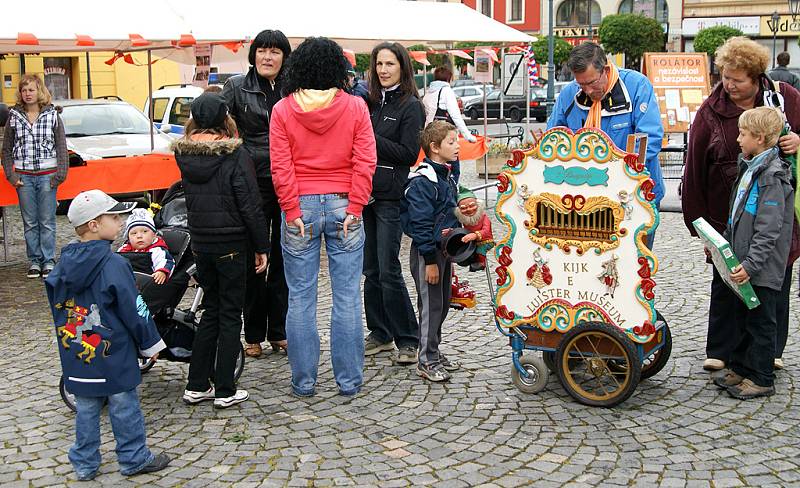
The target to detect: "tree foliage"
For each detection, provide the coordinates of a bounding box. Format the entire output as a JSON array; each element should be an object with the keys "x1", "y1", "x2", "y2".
[
  {"x1": 598, "y1": 14, "x2": 665, "y2": 69},
  {"x1": 355, "y1": 53, "x2": 370, "y2": 74},
  {"x1": 694, "y1": 25, "x2": 744, "y2": 58},
  {"x1": 530, "y1": 36, "x2": 573, "y2": 68}
]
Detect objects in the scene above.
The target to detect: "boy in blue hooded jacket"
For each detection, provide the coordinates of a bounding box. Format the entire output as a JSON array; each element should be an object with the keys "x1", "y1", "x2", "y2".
[
  {"x1": 45, "y1": 190, "x2": 170, "y2": 481},
  {"x1": 400, "y1": 121, "x2": 462, "y2": 383}
]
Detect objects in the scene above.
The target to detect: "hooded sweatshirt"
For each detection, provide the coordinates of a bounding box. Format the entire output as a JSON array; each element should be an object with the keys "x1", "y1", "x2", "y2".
[
  {"x1": 269, "y1": 89, "x2": 377, "y2": 222},
  {"x1": 45, "y1": 239, "x2": 165, "y2": 397}
]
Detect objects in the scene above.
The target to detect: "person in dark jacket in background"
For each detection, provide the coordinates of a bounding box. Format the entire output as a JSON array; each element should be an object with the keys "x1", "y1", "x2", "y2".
[
  {"x1": 768, "y1": 52, "x2": 800, "y2": 91},
  {"x1": 173, "y1": 93, "x2": 269, "y2": 409},
  {"x1": 46, "y1": 190, "x2": 170, "y2": 481},
  {"x1": 682, "y1": 37, "x2": 800, "y2": 372},
  {"x1": 346, "y1": 63, "x2": 369, "y2": 103},
  {"x1": 222, "y1": 29, "x2": 291, "y2": 357},
  {"x1": 363, "y1": 42, "x2": 426, "y2": 364}
]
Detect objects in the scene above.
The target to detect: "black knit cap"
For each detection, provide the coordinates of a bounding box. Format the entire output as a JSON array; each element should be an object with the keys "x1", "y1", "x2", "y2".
[
  {"x1": 190, "y1": 93, "x2": 228, "y2": 129},
  {"x1": 248, "y1": 29, "x2": 292, "y2": 66}
]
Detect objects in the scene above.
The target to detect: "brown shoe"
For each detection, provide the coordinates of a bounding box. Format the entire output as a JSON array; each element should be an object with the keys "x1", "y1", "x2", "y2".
[
  {"x1": 245, "y1": 343, "x2": 262, "y2": 358},
  {"x1": 711, "y1": 369, "x2": 744, "y2": 389},
  {"x1": 270, "y1": 340, "x2": 288, "y2": 353},
  {"x1": 727, "y1": 379, "x2": 775, "y2": 400}
]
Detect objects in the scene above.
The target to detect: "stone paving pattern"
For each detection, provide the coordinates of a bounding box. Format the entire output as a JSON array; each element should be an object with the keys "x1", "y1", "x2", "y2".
[{"x1": 1, "y1": 167, "x2": 799, "y2": 486}]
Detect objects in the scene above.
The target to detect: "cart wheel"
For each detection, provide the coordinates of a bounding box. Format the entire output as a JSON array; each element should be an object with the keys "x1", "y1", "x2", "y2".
[
  {"x1": 556, "y1": 321, "x2": 641, "y2": 407},
  {"x1": 542, "y1": 351, "x2": 557, "y2": 373},
  {"x1": 641, "y1": 313, "x2": 672, "y2": 380},
  {"x1": 139, "y1": 356, "x2": 156, "y2": 374},
  {"x1": 59, "y1": 376, "x2": 77, "y2": 413},
  {"x1": 511, "y1": 355, "x2": 549, "y2": 394},
  {"x1": 233, "y1": 343, "x2": 246, "y2": 382}
]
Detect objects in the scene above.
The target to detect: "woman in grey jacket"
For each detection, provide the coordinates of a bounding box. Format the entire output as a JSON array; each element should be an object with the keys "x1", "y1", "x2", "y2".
[{"x1": 1, "y1": 74, "x2": 68, "y2": 279}]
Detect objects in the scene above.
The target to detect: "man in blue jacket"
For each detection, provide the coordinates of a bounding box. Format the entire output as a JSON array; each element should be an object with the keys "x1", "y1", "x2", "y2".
[
  {"x1": 45, "y1": 190, "x2": 170, "y2": 481},
  {"x1": 547, "y1": 42, "x2": 664, "y2": 245}
]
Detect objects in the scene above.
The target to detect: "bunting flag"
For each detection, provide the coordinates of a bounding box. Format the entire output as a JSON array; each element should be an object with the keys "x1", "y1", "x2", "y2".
[
  {"x1": 522, "y1": 44, "x2": 538, "y2": 82},
  {"x1": 409, "y1": 51, "x2": 431, "y2": 66},
  {"x1": 104, "y1": 52, "x2": 160, "y2": 66}
]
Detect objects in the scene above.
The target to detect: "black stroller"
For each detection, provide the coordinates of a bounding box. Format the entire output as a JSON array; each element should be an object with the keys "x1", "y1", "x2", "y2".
[{"x1": 59, "y1": 182, "x2": 245, "y2": 411}]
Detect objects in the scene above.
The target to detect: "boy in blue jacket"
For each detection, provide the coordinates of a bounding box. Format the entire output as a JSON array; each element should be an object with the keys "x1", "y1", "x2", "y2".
[
  {"x1": 712, "y1": 107, "x2": 795, "y2": 399},
  {"x1": 45, "y1": 190, "x2": 170, "y2": 480},
  {"x1": 401, "y1": 121, "x2": 462, "y2": 382}
]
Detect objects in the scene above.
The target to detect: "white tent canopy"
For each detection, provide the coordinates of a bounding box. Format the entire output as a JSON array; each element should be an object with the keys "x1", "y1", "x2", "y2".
[
  {"x1": 0, "y1": 0, "x2": 193, "y2": 53},
  {"x1": 1, "y1": 0, "x2": 534, "y2": 57}
]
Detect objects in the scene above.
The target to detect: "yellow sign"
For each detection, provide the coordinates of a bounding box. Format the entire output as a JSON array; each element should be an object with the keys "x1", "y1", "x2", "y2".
[
  {"x1": 759, "y1": 15, "x2": 800, "y2": 37},
  {"x1": 553, "y1": 26, "x2": 598, "y2": 38}
]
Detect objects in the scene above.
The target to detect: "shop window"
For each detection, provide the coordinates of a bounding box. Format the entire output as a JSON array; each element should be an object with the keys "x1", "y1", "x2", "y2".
[
  {"x1": 556, "y1": 0, "x2": 602, "y2": 26},
  {"x1": 618, "y1": 0, "x2": 668, "y2": 25},
  {"x1": 43, "y1": 58, "x2": 72, "y2": 100}
]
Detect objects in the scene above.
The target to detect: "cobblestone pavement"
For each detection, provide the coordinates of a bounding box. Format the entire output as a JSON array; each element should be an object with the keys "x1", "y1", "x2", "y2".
[{"x1": 1, "y1": 180, "x2": 799, "y2": 487}]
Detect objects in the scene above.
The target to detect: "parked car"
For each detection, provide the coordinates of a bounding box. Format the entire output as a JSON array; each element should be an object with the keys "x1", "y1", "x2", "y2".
[
  {"x1": 143, "y1": 84, "x2": 204, "y2": 137},
  {"x1": 531, "y1": 82, "x2": 570, "y2": 122},
  {"x1": 463, "y1": 82, "x2": 569, "y2": 123},
  {"x1": 56, "y1": 99, "x2": 174, "y2": 212},
  {"x1": 453, "y1": 85, "x2": 494, "y2": 106},
  {"x1": 452, "y1": 78, "x2": 482, "y2": 88}
]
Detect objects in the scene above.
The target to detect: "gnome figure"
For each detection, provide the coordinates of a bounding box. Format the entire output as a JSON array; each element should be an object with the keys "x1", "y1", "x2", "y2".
[{"x1": 454, "y1": 186, "x2": 495, "y2": 272}]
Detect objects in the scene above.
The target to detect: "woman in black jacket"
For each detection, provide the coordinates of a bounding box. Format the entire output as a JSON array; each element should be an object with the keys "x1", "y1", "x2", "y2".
[
  {"x1": 363, "y1": 42, "x2": 426, "y2": 364},
  {"x1": 222, "y1": 29, "x2": 291, "y2": 357},
  {"x1": 173, "y1": 93, "x2": 269, "y2": 409}
]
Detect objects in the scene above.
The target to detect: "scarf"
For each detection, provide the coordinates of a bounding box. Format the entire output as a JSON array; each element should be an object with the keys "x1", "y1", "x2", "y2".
[
  {"x1": 729, "y1": 147, "x2": 776, "y2": 224},
  {"x1": 584, "y1": 63, "x2": 620, "y2": 129}
]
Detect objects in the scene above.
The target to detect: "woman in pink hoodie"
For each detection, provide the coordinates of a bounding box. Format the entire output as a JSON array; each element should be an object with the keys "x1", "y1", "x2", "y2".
[{"x1": 270, "y1": 37, "x2": 377, "y2": 397}]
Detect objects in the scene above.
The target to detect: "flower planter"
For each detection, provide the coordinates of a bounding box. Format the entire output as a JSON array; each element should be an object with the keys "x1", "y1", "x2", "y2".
[{"x1": 476, "y1": 154, "x2": 510, "y2": 178}]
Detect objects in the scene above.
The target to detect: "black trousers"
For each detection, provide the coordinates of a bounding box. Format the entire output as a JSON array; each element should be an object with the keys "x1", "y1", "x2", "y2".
[
  {"x1": 706, "y1": 267, "x2": 741, "y2": 362},
  {"x1": 730, "y1": 285, "x2": 779, "y2": 387},
  {"x1": 187, "y1": 244, "x2": 246, "y2": 398},
  {"x1": 243, "y1": 177, "x2": 288, "y2": 344},
  {"x1": 362, "y1": 200, "x2": 418, "y2": 348},
  {"x1": 776, "y1": 263, "x2": 793, "y2": 358}
]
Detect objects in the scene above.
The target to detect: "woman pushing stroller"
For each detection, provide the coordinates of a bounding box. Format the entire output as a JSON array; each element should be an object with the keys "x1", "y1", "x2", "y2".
[{"x1": 172, "y1": 93, "x2": 269, "y2": 409}]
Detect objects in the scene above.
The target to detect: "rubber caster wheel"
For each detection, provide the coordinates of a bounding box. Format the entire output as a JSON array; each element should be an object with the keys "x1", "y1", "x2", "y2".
[{"x1": 511, "y1": 355, "x2": 549, "y2": 394}]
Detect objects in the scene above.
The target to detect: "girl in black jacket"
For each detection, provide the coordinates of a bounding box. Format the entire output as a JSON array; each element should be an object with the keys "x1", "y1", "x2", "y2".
[
  {"x1": 363, "y1": 42, "x2": 426, "y2": 363},
  {"x1": 172, "y1": 93, "x2": 269, "y2": 409}
]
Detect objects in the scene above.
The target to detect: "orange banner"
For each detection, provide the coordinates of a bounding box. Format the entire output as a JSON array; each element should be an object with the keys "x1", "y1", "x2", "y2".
[
  {"x1": 416, "y1": 135, "x2": 489, "y2": 164},
  {"x1": 0, "y1": 154, "x2": 180, "y2": 207}
]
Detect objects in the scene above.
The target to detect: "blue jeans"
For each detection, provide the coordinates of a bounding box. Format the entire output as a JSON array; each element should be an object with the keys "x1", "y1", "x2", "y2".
[
  {"x1": 16, "y1": 173, "x2": 57, "y2": 267},
  {"x1": 70, "y1": 389, "x2": 154, "y2": 478},
  {"x1": 281, "y1": 194, "x2": 366, "y2": 396}
]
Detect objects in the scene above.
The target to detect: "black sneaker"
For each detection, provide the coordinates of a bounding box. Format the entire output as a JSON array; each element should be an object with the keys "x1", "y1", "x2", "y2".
[
  {"x1": 27, "y1": 266, "x2": 41, "y2": 279},
  {"x1": 416, "y1": 363, "x2": 451, "y2": 382},
  {"x1": 128, "y1": 453, "x2": 171, "y2": 476},
  {"x1": 440, "y1": 353, "x2": 461, "y2": 372}
]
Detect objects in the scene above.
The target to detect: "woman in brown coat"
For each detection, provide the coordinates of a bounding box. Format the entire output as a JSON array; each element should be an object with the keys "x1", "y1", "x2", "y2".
[{"x1": 682, "y1": 37, "x2": 800, "y2": 371}]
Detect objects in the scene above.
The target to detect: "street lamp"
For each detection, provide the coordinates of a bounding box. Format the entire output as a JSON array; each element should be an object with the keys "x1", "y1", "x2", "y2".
[
  {"x1": 768, "y1": 11, "x2": 781, "y2": 69},
  {"x1": 789, "y1": 0, "x2": 800, "y2": 22}
]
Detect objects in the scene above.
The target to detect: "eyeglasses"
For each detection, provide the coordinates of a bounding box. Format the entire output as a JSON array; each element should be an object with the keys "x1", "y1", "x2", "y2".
[{"x1": 576, "y1": 67, "x2": 608, "y2": 90}]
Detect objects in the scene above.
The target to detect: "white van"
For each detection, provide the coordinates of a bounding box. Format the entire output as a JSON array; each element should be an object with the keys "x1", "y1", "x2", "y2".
[{"x1": 143, "y1": 84, "x2": 204, "y2": 137}]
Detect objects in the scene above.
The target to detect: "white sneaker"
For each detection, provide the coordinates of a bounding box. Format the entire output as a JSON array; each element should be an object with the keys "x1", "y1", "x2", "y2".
[
  {"x1": 774, "y1": 358, "x2": 785, "y2": 370},
  {"x1": 182, "y1": 387, "x2": 215, "y2": 404},
  {"x1": 703, "y1": 358, "x2": 725, "y2": 371},
  {"x1": 213, "y1": 389, "x2": 249, "y2": 409}
]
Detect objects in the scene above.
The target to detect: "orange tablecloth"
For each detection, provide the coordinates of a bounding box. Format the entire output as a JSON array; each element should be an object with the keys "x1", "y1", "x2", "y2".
[
  {"x1": 0, "y1": 154, "x2": 180, "y2": 206},
  {"x1": 415, "y1": 135, "x2": 489, "y2": 164}
]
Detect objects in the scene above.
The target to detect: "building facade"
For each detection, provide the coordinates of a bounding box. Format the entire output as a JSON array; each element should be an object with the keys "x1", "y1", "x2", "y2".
[
  {"x1": 461, "y1": 0, "x2": 542, "y2": 33},
  {"x1": 0, "y1": 52, "x2": 181, "y2": 110},
  {"x1": 682, "y1": 0, "x2": 800, "y2": 67},
  {"x1": 540, "y1": 0, "x2": 683, "y2": 52}
]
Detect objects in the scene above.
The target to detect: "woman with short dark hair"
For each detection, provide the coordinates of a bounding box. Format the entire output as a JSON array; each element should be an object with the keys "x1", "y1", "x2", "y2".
[
  {"x1": 362, "y1": 42, "x2": 426, "y2": 365},
  {"x1": 222, "y1": 29, "x2": 291, "y2": 357},
  {"x1": 270, "y1": 37, "x2": 377, "y2": 397}
]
